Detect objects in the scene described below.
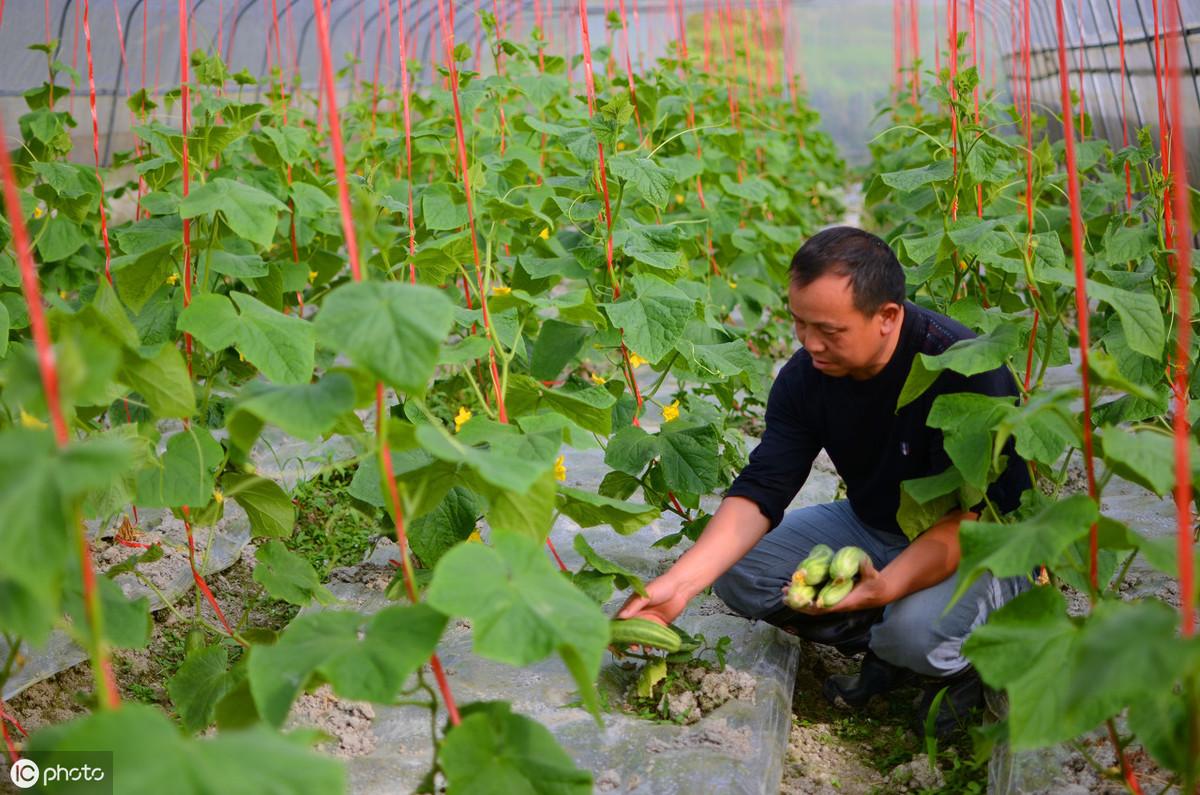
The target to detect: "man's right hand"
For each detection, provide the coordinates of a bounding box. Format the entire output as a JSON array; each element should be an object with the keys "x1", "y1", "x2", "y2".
[
  {"x1": 615, "y1": 576, "x2": 693, "y2": 627},
  {"x1": 613, "y1": 496, "x2": 771, "y2": 627}
]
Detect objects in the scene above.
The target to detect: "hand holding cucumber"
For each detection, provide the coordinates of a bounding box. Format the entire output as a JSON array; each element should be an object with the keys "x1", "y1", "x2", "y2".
[{"x1": 781, "y1": 545, "x2": 887, "y2": 614}]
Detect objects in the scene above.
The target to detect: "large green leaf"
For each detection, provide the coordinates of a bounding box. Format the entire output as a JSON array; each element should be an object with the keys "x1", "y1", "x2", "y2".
[
  {"x1": 408, "y1": 486, "x2": 479, "y2": 567},
  {"x1": 222, "y1": 473, "x2": 294, "y2": 538},
  {"x1": 416, "y1": 420, "x2": 557, "y2": 495},
  {"x1": 226, "y1": 374, "x2": 356, "y2": 450},
  {"x1": 315, "y1": 281, "x2": 453, "y2": 393},
  {"x1": 440, "y1": 701, "x2": 593, "y2": 795},
  {"x1": 252, "y1": 540, "x2": 336, "y2": 607},
  {"x1": 879, "y1": 159, "x2": 954, "y2": 192},
  {"x1": 120, "y1": 343, "x2": 196, "y2": 418},
  {"x1": 135, "y1": 427, "x2": 224, "y2": 508},
  {"x1": 557, "y1": 486, "x2": 659, "y2": 535},
  {"x1": 248, "y1": 604, "x2": 447, "y2": 726},
  {"x1": 179, "y1": 177, "x2": 288, "y2": 248},
  {"x1": 657, "y1": 422, "x2": 722, "y2": 494},
  {"x1": 178, "y1": 293, "x2": 239, "y2": 351},
  {"x1": 571, "y1": 534, "x2": 648, "y2": 596},
  {"x1": 601, "y1": 277, "x2": 695, "y2": 364},
  {"x1": 529, "y1": 319, "x2": 590, "y2": 380},
  {"x1": 608, "y1": 154, "x2": 673, "y2": 209},
  {"x1": 168, "y1": 645, "x2": 239, "y2": 733},
  {"x1": 953, "y1": 495, "x2": 1096, "y2": 604},
  {"x1": 897, "y1": 323, "x2": 1022, "y2": 408},
  {"x1": 604, "y1": 425, "x2": 660, "y2": 475},
  {"x1": 425, "y1": 530, "x2": 608, "y2": 720},
  {"x1": 26, "y1": 703, "x2": 345, "y2": 794},
  {"x1": 230, "y1": 292, "x2": 314, "y2": 385},
  {"x1": 962, "y1": 586, "x2": 1100, "y2": 749}
]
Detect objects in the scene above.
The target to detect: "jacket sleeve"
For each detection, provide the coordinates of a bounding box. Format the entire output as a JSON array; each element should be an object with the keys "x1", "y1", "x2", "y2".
[{"x1": 724, "y1": 361, "x2": 821, "y2": 530}]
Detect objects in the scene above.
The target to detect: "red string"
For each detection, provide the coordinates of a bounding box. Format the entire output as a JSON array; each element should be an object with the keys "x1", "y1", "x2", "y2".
[
  {"x1": 1052, "y1": 0, "x2": 1099, "y2": 587},
  {"x1": 1165, "y1": 0, "x2": 1195, "y2": 639},
  {"x1": 969, "y1": 0, "x2": 982, "y2": 217},
  {"x1": 615, "y1": 0, "x2": 644, "y2": 142},
  {"x1": 947, "y1": 0, "x2": 959, "y2": 220},
  {"x1": 70, "y1": 0, "x2": 81, "y2": 115},
  {"x1": 180, "y1": 507, "x2": 235, "y2": 636},
  {"x1": 82, "y1": 0, "x2": 113, "y2": 285},
  {"x1": 397, "y1": 0, "x2": 417, "y2": 282},
  {"x1": 1116, "y1": 0, "x2": 1131, "y2": 208},
  {"x1": 434, "y1": 0, "x2": 508, "y2": 427},
  {"x1": 178, "y1": 0, "x2": 194, "y2": 376},
  {"x1": 311, "y1": 0, "x2": 462, "y2": 728},
  {"x1": 909, "y1": 0, "x2": 920, "y2": 102}
]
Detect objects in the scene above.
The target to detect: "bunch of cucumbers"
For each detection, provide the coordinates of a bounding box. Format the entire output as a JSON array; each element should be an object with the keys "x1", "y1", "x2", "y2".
[{"x1": 783, "y1": 544, "x2": 867, "y2": 610}]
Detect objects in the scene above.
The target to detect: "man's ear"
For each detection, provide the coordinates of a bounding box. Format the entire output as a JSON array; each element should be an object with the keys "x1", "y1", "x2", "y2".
[{"x1": 878, "y1": 302, "x2": 903, "y2": 334}]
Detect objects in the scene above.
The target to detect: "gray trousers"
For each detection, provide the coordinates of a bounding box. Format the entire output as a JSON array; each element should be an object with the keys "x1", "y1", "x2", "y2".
[{"x1": 712, "y1": 500, "x2": 1030, "y2": 678}]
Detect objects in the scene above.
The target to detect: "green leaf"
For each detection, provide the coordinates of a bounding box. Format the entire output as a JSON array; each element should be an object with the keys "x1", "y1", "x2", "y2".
[
  {"x1": 168, "y1": 645, "x2": 238, "y2": 733},
  {"x1": 604, "y1": 425, "x2": 659, "y2": 476},
  {"x1": 421, "y1": 183, "x2": 469, "y2": 231},
  {"x1": 485, "y1": 468, "x2": 559, "y2": 541},
  {"x1": 1096, "y1": 427, "x2": 1200, "y2": 497},
  {"x1": 879, "y1": 159, "x2": 954, "y2": 192},
  {"x1": 530, "y1": 319, "x2": 589, "y2": 380},
  {"x1": 26, "y1": 703, "x2": 346, "y2": 794},
  {"x1": 1062, "y1": 599, "x2": 1193, "y2": 729},
  {"x1": 602, "y1": 277, "x2": 695, "y2": 364},
  {"x1": 426, "y1": 530, "x2": 608, "y2": 720},
  {"x1": 608, "y1": 154, "x2": 673, "y2": 209},
  {"x1": 205, "y1": 249, "x2": 268, "y2": 278},
  {"x1": 506, "y1": 376, "x2": 617, "y2": 436},
  {"x1": 1085, "y1": 281, "x2": 1164, "y2": 359},
  {"x1": 416, "y1": 422, "x2": 554, "y2": 495},
  {"x1": 226, "y1": 374, "x2": 356, "y2": 450},
  {"x1": 557, "y1": 486, "x2": 659, "y2": 536},
  {"x1": 119, "y1": 343, "x2": 197, "y2": 418},
  {"x1": 408, "y1": 486, "x2": 479, "y2": 567},
  {"x1": 439, "y1": 701, "x2": 593, "y2": 794},
  {"x1": 953, "y1": 495, "x2": 1096, "y2": 605},
  {"x1": 252, "y1": 540, "x2": 337, "y2": 607},
  {"x1": 962, "y1": 587, "x2": 1093, "y2": 749},
  {"x1": 135, "y1": 427, "x2": 224, "y2": 508},
  {"x1": 571, "y1": 534, "x2": 647, "y2": 596},
  {"x1": 897, "y1": 323, "x2": 1022, "y2": 408},
  {"x1": 249, "y1": 604, "x2": 447, "y2": 726},
  {"x1": 179, "y1": 178, "x2": 288, "y2": 248},
  {"x1": 178, "y1": 293, "x2": 239, "y2": 351},
  {"x1": 230, "y1": 292, "x2": 314, "y2": 385},
  {"x1": 657, "y1": 423, "x2": 722, "y2": 494},
  {"x1": 719, "y1": 174, "x2": 771, "y2": 203},
  {"x1": 222, "y1": 473, "x2": 295, "y2": 538},
  {"x1": 315, "y1": 281, "x2": 453, "y2": 393},
  {"x1": 64, "y1": 574, "x2": 151, "y2": 650},
  {"x1": 35, "y1": 215, "x2": 88, "y2": 261},
  {"x1": 896, "y1": 468, "x2": 963, "y2": 541}
]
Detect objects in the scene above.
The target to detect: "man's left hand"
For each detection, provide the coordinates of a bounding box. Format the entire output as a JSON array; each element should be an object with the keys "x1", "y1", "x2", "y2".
[{"x1": 779, "y1": 557, "x2": 893, "y2": 614}]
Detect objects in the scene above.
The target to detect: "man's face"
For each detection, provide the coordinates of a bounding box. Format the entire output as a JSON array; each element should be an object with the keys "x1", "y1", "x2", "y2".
[{"x1": 787, "y1": 273, "x2": 902, "y2": 380}]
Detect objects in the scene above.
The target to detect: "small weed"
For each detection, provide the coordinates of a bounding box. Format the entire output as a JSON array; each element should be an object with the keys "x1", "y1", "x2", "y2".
[{"x1": 290, "y1": 466, "x2": 378, "y2": 579}]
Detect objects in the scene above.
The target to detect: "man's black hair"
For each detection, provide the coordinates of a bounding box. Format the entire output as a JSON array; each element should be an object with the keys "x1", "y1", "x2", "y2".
[{"x1": 788, "y1": 226, "x2": 906, "y2": 315}]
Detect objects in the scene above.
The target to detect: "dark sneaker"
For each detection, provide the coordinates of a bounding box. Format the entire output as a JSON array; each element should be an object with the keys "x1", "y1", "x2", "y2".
[
  {"x1": 914, "y1": 665, "x2": 985, "y2": 740},
  {"x1": 822, "y1": 650, "x2": 915, "y2": 709}
]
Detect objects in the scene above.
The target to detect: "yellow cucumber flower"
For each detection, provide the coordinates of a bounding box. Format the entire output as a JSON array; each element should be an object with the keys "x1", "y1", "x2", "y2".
[
  {"x1": 589, "y1": 372, "x2": 606, "y2": 385},
  {"x1": 628, "y1": 352, "x2": 648, "y2": 368},
  {"x1": 492, "y1": 284, "x2": 511, "y2": 296},
  {"x1": 454, "y1": 406, "x2": 472, "y2": 433},
  {"x1": 663, "y1": 400, "x2": 681, "y2": 423},
  {"x1": 539, "y1": 227, "x2": 551, "y2": 240},
  {"x1": 554, "y1": 454, "x2": 567, "y2": 482},
  {"x1": 165, "y1": 273, "x2": 179, "y2": 285}
]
